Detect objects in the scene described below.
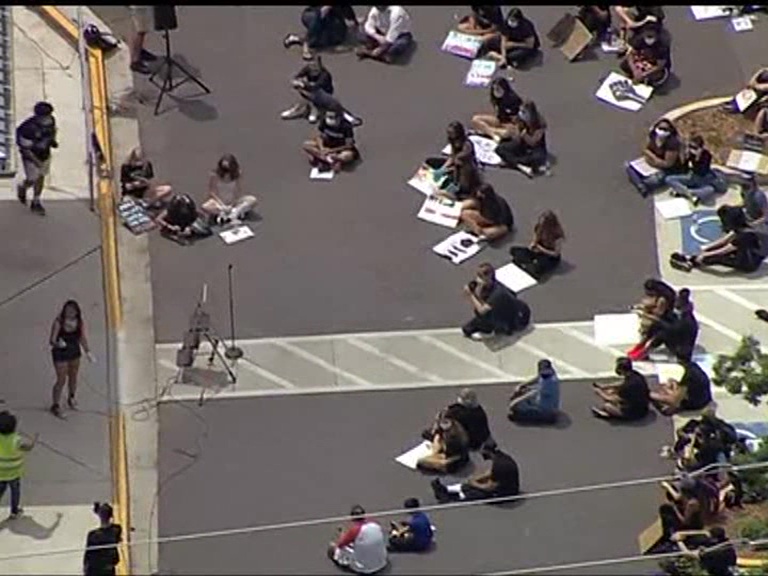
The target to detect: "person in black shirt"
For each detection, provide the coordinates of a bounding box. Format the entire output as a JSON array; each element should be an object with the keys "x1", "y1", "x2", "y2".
[
  {"x1": 431, "y1": 442, "x2": 520, "y2": 503},
  {"x1": 457, "y1": 5, "x2": 504, "y2": 40},
  {"x1": 119, "y1": 147, "x2": 172, "y2": 206},
  {"x1": 283, "y1": 5, "x2": 358, "y2": 60},
  {"x1": 459, "y1": 183, "x2": 514, "y2": 242},
  {"x1": 461, "y1": 263, "x2": 532, "y2": 340},
  {"x1": 667, "y1": 135, "x2": 727, "y2": 206},
  {"x1": 652, "y1": 288, "x2": 700, "y2": 362},
  {"x1": 672, "y1": 207, "x2": 765, "y2": 274},
  {"x1": 156, "y1": 193, "x2": 199, "y2": 243},
  {"x1": 83, "y1": 502, "x2": 123, "y2": 576},
  {"x1": 509, "y1": 210, "x2": 565, "y2": 280},
  {"x1": 421, "y1": 387, "x2": 491, "y2": 451},
  {"x1": 614, "y1": 5, "x2": 664, "y2": 43},
  {"x1": 496, "y1": 100, "x2": 548, "y2": 178},
  {"x1": 651, "y1": 355, "x2": 712, "y2": 415},
  {"x1": 686, "y1": 527, "x2": 737, "y2": 576},
  {"x1": 416, "y1": 417, "x2": 470, "y2": 473},
  {"x1": 592, "y1": 357, "x2": 650, "y2": 421},
  {"x1": 302, "y1": 107, "x2": 359, "y2": 172},
  {"x1": 480, "y1": 7, "x2": 541, "y2": 70},
  {"x1": 281, "y1": 55, "x2": 339, "y2": 123},
  {"x1": 16, "y1": 101, "x2": 58, "y2": 216},
  {"x1": 620, "y1": 26, "x2": 671, "y2": 87},
  {"x1": 577, "y1": 6, "x2": 611, "y2": 40},
  {"x1": 625, "y1": 118, "x2": 683, "y2": 197},
  {"x1": 471, "y1": 77, "x2": 523, "y2": 141}
]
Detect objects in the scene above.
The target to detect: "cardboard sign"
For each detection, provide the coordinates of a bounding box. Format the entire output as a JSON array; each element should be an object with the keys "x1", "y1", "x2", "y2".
[
  {"x1": 417, "y1": 196, "x2": 462, "y2": 228},
  {"x1": 547, "y1": 13, "x2": 593, "y2": 61},
  {"x1": 465, "y1": 59, "x2": 497, "y2": 87},
  {"x1": 441, "y1": 30, "x2": 483, "y2": 59}
]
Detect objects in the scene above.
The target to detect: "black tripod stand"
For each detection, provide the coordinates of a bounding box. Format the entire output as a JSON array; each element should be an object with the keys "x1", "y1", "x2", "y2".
[{"x1": 149, "y1": 28, "x2": 211, "y2": 116}]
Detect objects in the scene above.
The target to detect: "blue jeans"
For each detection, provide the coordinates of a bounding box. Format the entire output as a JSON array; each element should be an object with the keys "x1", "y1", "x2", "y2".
[
  {"x1": 666, "y1": 171, "x2": 727, "y2": 202},
  {"x1": 359, "y1": 31, "x2": 415, "y2": 61},
  {"x1": 625, "y1": 162, "x2": 668, "y2": 196},
  {"x1": 301, "y1": 8, "x2": 347, "y2": 49},
  {"x1": 509, "y1": 399, "x2": 558, "y2": 424},
  {"x1": 0, "y1": 478, "x2": 21, "y2": 514}
]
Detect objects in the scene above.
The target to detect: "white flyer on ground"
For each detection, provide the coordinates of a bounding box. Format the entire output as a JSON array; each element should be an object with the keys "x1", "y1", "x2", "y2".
[
  {"x1": 417, "y1": 196, "x2": 462, "y2": 228},
  {"x1": 465, "y1": 59, "x2": 497, "y2": 87},
  {"x1": 730, "y1": 150, "x2": 763, "y2": 173},
  {"x1": 736, "y1": 88, "x2": 758, "y2": 112},
  {"x1": 655, "y1": 197, "x2": 693, "y2": 220},
  {"x1": 442, "y1": 135, "x2": 502, "y2": 166},
  {"x1": 495, "y1": 262, "x2": 538, "y2": 294},
  {"x1": 432, "y1": 231, "x2": 484, "y2": 265},
  {"x1": 656, "y1": 362, "x2": 685, "y2": 384},
  {"x1": 219, "y1": 225, "x2": 254, "y2": 245},
  {"x1": 395, "y1": 441, "x2": 432, "y2": 470},
  {"x1": 732, "y1": 15, "x2": 754, "y2": 31},
  {"x1": 595, "y1": 72, "x2": 653, "y2": 112},
  {"x1": 441, "y1": 30, "x2": 483, "y2": 60},
  {"x1": 408, "y1": 166, "x2": 438, "y2": 196},
  {"x1": 310, "y1": 166, "x2": 335, "y2": 180},
  {"x1": 593, "y1": 313, "x2": 641, "y2": 346},
  {"x1": 629, "y1": 156, "x2": 661, "y2": 178},
  {"x1": 690, "y1": 6, "x2": 732, "y2": 21}
]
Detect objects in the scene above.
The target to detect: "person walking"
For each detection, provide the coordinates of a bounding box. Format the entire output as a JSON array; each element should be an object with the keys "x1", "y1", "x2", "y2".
[
  {"x1": 49, "y1": 300, "x2": 95, "y2": 418},
  {"x1": 84, "y1": 502, "x2": 123, "y2": 576},
  {"x1": 0, "y1": 411, "x2": 38, "y2": 519},
  {"x1": 16, "y1": 101, "x2": 58, "y2": 216}
]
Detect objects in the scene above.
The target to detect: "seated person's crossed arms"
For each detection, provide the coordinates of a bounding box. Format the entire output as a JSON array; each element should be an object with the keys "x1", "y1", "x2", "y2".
[
  {"x1": 471, "y1": 77, "x2": 523, "y2": 143},
  {"x1": 650, "y1": 355, "x2": 712, "y2": 415},
  {"x1": 509, "y1": 210, "x2": 565, "y2": 280},
  {"x1": 577, "y1": 5, "x2": 612, "y2": 40},
  {"x1": 508, "y1": 358, "x2": 560, "y2": 424},
  {"x1": 156, "y1": 193, "x2": 200, "y2": 242},
  {"x1": 201, "y1": 154, "x2": 258, "y2": 226},
  {"x1": 302, "y1": 107, "x2": 360, "y2": 172},
  {"x1": 422, "y1": 388, "x2": 491, "y2": 451},
  {"x1": 281, "y1": 55, "x2": 338, "y2": 123},
  {"x1": 591, "y1": 357, "x2": 650, "y2": 421},
  {"x1": 671, "y1": 206, "x2": 765, "y2": 274},
  {"x1": 625, "y1": 118, "x2": 683, "y2": 197},
  {"x1": 459, "y1": 183, "x2": 514, "y2": 242},
  {"x1": 457, "y1": 5, "x2": 504, "y2": 41},
  {"x1": 667, "y1": 135, "x2": 727, "y2": 206},
  {"x1": 619, "y1": 25, "x2": 671, "y2": 87},
  {"x1": 461, "y1": 262, "x2": 531, "y2": 340},
  {"x1": 357, "y1": 5, "x2": 414, "y2": 64},
  {"x1": 416, "y1": 417, "x2": 470, "y2": 474},
  {"x1": 327, "y1": 505, "x2": 388, "y2": 575},
  {"x1": 722, "y1": 67, "x2": 768, "y2": 115},
  {"x1": 388, "y1": 498, "x2": 433, "y2": 553},
  {"x1": 120, "y1": 147, "x2": 172, "y2": 205},
  {"x1": 479, "y1": 7, "x2": 541, "y2": 70},
  {"x1": 657, "y1": 477, "x2": 705, "y2": 543},
  {"x1": 431, "y1": 442, "x2": 520, "y2": 504},
  {"x1": 495, "y1": 100, "x2": 548, "y2": 178}
]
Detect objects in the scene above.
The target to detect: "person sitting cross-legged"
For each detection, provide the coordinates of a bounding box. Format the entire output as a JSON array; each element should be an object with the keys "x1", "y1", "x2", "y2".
[
  {"x1": 459, "y1": 183, "x2": 514, "y2": 242},
  {"x1": 431, "y1": 442, "x2": 520, "y2": 504},
  {"x1": 591, "y1": 357, "x2": 651, "y2": 421},
  {"x1": 457, "y1": 6, "x2": 504, "y2": 40},
  {"x1": 120, "y1": 147, "x2": 172, "y2": 206},
  {"x1": 388, "y1": 498, "x2": 434, "y2": 553},
  {"x1": 327, "y1": 505, "x2": 388, "y2": 575},
  {"x1": 156, "y1": 193, "x2": 200, "y2": 244},
  {"x1": 284, "y1": 5, "x2": 358, "y2": 60},
  {"x1": 509, "y1": 210, "x2": 565, "y2": 280},
  {"x1": 479, "y1": 7, "x2": 541, "y2": 70},
  {"x1": 421, "y1": 388, "x2": 491, "y2": 451},
  {"x1": 471, "y1": 77, "x2": 523, "y2": 143},
  {"x1": 508, "y1": 359, "x2": 560, "y2": 425},
  {"x1": 495, "y1": 100, "x2": 548, "y2": 178},
  {"x1": 650, "y1": 355, "x2": 712, "y2": 416},
  {"x1": 619, "y1": 25, "x2": 671, "y2": 88},
  {"x1": 201, "y1": 154, "x2": 258, "y2": 226},
  {"x1": 416, "y1": 417, "x2": 470, "y2": 474},
  {"x1": 461, "y1": 263, "x2": 532, "y2": 341},
  {"x1": 666, "y1": 135, "x2": 727, "y2": 206},
  {"x1": 302, "y1": 107, "x2": 360, "y2": 173},
  {"x1": 625, "y1": 118, "x2": 683, "y2": 197},
  {"x1": 357, "y1": 5, "x2": 414, "y2": 64}
]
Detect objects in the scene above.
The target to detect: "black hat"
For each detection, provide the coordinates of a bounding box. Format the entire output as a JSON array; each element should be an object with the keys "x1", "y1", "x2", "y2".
[{"x1": 34, "y1": 101, "x2": 54, "y2": 116}]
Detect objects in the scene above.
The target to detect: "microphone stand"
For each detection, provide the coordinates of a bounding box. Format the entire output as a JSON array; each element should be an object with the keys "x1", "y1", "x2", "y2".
[{"x1": 224, "y1": 264, "x2": 244, "y2": 361}]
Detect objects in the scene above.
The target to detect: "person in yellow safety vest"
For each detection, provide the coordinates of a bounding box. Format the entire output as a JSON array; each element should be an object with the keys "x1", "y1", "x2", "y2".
[{"x1": 0, "y1": 410, "x2": 38, "y2": 519}]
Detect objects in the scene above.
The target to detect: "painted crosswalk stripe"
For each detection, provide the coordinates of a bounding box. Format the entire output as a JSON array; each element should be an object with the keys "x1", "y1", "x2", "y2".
[{"x1": 347, "y1": 338, "x2": 443, "y2": 382}]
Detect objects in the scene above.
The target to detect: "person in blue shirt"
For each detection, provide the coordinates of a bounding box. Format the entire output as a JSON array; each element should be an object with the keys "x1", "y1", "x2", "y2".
[
  {"x1": 508, "y1": 359, "x2": 560, "y2": 424},
  {"x1": 387, "y1": 498, "x2": 433, "y2": 553}
]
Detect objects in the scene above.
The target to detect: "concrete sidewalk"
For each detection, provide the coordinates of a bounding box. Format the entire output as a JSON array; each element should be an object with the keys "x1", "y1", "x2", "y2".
[{"x1": 0, "y1": 6, "x2": 111, "y2": 574}]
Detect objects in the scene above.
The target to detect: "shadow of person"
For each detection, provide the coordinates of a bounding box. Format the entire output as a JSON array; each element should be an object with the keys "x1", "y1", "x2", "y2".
[{"x1": 0, "y1": 511, "x2": 63, "y2": 540}]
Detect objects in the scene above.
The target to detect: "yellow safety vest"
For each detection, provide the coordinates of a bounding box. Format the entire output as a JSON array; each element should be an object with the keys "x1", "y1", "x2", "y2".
[{"x1": 0, "y1": 433, "x2": 23, "y2": 481}]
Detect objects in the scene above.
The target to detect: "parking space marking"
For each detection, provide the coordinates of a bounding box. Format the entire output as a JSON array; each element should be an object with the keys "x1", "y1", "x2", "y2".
[{"x1": 347, "y1": 338, "x2": 443, "y2": 382}]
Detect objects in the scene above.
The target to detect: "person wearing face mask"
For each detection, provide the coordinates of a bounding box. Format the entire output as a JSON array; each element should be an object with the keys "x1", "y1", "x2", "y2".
[
  {"x1": 459, "y1": 183, "x2": 514, "y2": 242},
  {"x1": 620, "y1": 25, "x2": 671, "y2": 87},
  {"x1": 471, "y1": 77, "x2": 523, "y2": 142},
  {"x1": 625, "y1": 118, "x2": 683, "y2": 197},
  {"x1": 201, "y1": 154, "x2": 258, "y2": 226},
  {"x1": 302, "y1": 107, "x2": 360, "y2": 173},
  {"x1": 495, "y1": 100, "x2": 548, "y2": 178},
  {"x1": 457, "y1": 5, "x2": 505, "y2": 40},
  {"x1": 591, "y1": 357, "x2": 650, "y2": 421},
  {"x1": 631, "y1": 288, "x2": 699, "y2": 362},
  {"x1": 613, "y1": 5, "x2": 664, "y2": 45},
  {"x1": 16, "y1": 101, "x2": 58, "y2": 216},
  {"x1": 461, "y1": 262, "x2": 531, "y2": 340},
  {"x1": 479, "y1": 7, "x2": 540, "y2": 70},
  {"x1": 281, "y1": 55, "x2": 337, "y2": 124},
  {"x1": 666, "y1": 135, "x2": 727, "y2": 206}
]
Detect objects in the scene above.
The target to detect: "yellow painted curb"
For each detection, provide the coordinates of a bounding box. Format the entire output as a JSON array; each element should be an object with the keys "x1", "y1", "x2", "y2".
[
  {"x1": 738, "y1": 556, "x2": 768, "y2": 568},
  {"x1": 36, "y1": 7, "x2": 129, "y2": 575}
]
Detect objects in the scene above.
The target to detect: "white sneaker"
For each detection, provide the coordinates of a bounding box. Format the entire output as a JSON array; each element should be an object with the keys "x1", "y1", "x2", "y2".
[
  {"x1": 469, "y1": 332, "x2": 494, "y2": 341},
  {"x1": 308, "y1": 109, "x2": 318, "y2": 124},
  {"x1": 280, "y1": 103, "x2": 308, "y2": 120},
  {"x1": 517, "y1": 164, "x2": 534, "y2": 178}
]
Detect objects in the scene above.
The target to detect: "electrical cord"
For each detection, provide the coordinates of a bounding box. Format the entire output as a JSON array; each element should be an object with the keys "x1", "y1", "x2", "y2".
[{"x1": 1, "y1": 459, "x2": 766, "y2": 564}]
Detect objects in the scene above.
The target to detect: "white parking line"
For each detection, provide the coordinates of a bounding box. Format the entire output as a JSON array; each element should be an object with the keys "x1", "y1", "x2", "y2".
[
  {"x1": 696, "y1": 313, "x2": 743, "y2": 342},
  {"x1": 347, "y1": 338, "x2": 443, "y2": 382},
  {"x1": 272, "y1": 341, "x2": 374, "y2": 387},
  {"x1": 513, "y1": 341, "x2": 590, "y2": 378},
  {"x1": 238, "y1": 357, "x2": 297, "y2": 389},
  {"x1": 714, "y1": 289, "x2": 761, "y2": 312},
  {"x1": 417, "y1": 335, "x2": 520, "y2": 380},
  {"x1": 558, "y1": 326, "x2": 623, "y2": 358}
]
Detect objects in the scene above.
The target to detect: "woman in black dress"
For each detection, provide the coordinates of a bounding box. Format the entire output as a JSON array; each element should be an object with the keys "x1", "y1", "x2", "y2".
[
  {"x1": 49, "y1": 300, "x2": 94, "y2": 417},
  {"x1": 509, "y1": 210, "x2": 564, "y2": 280}
]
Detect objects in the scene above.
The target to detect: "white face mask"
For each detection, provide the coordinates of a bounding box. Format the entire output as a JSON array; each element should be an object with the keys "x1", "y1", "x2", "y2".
[
  {"x1": 326, "y1": 116, "x2": 339, "y2": 126},
  {"x1": 645, "y1": 38, "x2": 657, "y2": 46},
  {"x1": 654, "y1": 127, "x2": 671, "y2": 138}
]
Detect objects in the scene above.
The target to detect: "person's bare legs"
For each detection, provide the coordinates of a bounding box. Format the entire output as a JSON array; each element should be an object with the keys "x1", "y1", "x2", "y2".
[
  {"x1": 129, "y1": 30, "x2": 146, "y2": 65},
  {"x1": 66, "y1": 358, "x2": 80, "y2": 409},
  {"x1": 302, "y1": 139, "x2": 327, "y2": 165},
  {"x1": 52, "y1": 362, "x2": 68, "y2": 414},
  {"x1": 471, "y1": 114, "x2": 501, "y2": 138},
  {"x1": 327, "y1": 149, "x2": 356, "y2": 172},
  {"x1": 201, "y1": 198, "x2": 224, "y2": 218}
]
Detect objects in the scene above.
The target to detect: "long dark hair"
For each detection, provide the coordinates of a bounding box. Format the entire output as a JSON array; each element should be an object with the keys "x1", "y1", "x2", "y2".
[
  {"x1": 216, "y1": 154, "x2": 241, "y2": 181},
  {"x1": 447, "y1": 121, "x2": 468, "y2": 150},
  {"x1": 58, "y1": 300, "x2": 83, "y2": 332},
  {"x1": 489, "y1": 77, "x2": 514, "y2": 105},
  {"x1": 520, "y1": 100, "x2": 546, "y2": 131}
]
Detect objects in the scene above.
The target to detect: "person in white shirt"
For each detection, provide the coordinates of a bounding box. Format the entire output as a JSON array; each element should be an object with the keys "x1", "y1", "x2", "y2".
[
  {"x1": 357, "y1": 5, "x2": 414, "y2": 64},
  {"x1": 201, "y1": 154, "x2": 258, "y2": 226},
  {"x1": 327, "y1": 505, "x2": 388, "y2": 574}
]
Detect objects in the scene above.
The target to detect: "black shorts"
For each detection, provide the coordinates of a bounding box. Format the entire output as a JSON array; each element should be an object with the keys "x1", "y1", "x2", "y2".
[{"x1": 52, "y1": 347, "x2": 81, "y2": 364}]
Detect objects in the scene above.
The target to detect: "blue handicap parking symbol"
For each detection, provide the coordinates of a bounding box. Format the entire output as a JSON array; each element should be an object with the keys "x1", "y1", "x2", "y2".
[{"x1": 680, "y1": 210, "x2": 723, "y2": 255}]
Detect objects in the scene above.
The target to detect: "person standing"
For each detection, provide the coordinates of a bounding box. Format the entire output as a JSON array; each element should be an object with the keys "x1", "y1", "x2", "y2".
[
  {"x1": 16, "y1": 101, "x2": 58, "y2": 216},
  {"x1": 84, "y1": 502, "x2": 123, "y2": 576},
  {"x1": 49, "y1": 300, "x2": 95, "y2": 418},
  {"x1": 128, "y1": 6, "x2": 156, "y2": 74},
  {"x1": 0, "y1": 411, "x2": 37, "y2": 519}
]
